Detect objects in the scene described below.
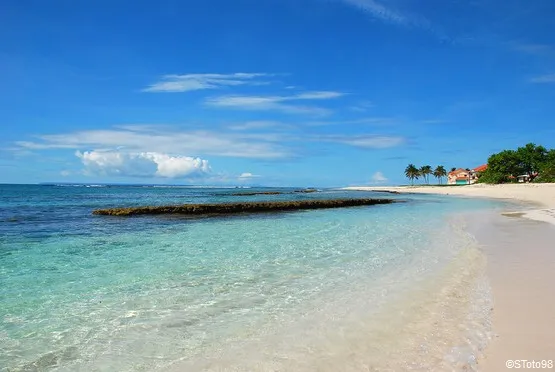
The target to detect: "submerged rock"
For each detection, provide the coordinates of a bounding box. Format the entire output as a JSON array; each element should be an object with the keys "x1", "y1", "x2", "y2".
[
  {"x1": 293, "y1": 188, "x2": 318, "y2": 193},
  {"x1": 228, "y1": 189, "x2": 319, "y2": 196},
  {"x1": 229, "y1": 191, "x2": 284, "y2": 196},
  {"x1": 93, "y1": 198, "x2": 397, "y2": 217},
  {"x1": 370, "y1": 189, "x2": 401, "y2": 194}
]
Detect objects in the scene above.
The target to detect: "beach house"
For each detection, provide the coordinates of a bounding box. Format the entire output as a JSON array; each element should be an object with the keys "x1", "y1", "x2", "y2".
[
  {"x1": 448, "y1": 164, "x2": 488, "y2": 185},
  {"x1": 448, "y1": 168, "x2": 471, "y2": 185},
  {"x1": 516, "y1": 172, "x2": 538, "y2": 183}
]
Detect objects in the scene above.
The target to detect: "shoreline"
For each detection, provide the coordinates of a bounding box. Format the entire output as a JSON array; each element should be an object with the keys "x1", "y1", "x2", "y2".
[
  {"x1": 344, "y1": 183, "x2": 555, "y2": 226},
  {"x1": 345, "y1": 183, "x2": 555, "y2": 371},
  {"x1": 343, "y1": 183, "x2": 555, "y2": 208}
]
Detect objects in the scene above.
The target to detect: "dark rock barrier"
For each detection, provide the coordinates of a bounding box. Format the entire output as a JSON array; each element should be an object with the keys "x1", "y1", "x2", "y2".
[
  {"x1": 370, "y1": 189, "x2": 401, "y2": 194},
  {"x1": 93, "y1": 198, "x2": 397, "y2": 217},
  {"x1": 228, "y1": 189, "x2": 318, "y2": 196},
  {"x1": 229, "y1": 191, "x2": 284, "y2": 196}
]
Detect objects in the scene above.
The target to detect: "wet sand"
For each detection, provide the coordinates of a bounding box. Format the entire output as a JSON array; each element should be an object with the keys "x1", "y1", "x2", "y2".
[
  {"x1": 345, "y1": 184, "x2": 555, "y2": 371},
  {"x1": 468, "y1": 213, "x2": 555, "y2": 371}
]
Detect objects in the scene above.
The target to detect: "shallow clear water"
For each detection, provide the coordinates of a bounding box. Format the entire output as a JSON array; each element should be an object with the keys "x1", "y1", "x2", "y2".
[{"x1": 0, "y1": 185, "x2": 508, "y2": 371}]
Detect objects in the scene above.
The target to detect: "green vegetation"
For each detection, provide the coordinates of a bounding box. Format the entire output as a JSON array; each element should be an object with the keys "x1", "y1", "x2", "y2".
[
  {"x1": 478, "y1": 143, "x2": 555, "y2": 184},
  {"x1": 93, "y1": 198, "x2": 397, "y2": 217},
  {"x1": 405, "y1": 164, "x2": 446, "y2": 185},
  {"x1": 534, "y1": 148, "x2": 555, "y2": 183},
  {"x1": 419, "y1": 165, "x2": 432, "y2": 184},
  {"x1": 433, "y1": 166, "x2": 447, "y2": 184},
  {"x1": 404, "y1": 164, "x2": 420, "y2": 186}
]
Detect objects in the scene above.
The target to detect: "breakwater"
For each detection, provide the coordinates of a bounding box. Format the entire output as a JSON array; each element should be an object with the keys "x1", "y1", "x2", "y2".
[
  {"x1": 228, "y1": 189, "x2": 318, "y2": 196},
  {"x1": 93, "y1": 198, "x2": 397, "y2": 217}
]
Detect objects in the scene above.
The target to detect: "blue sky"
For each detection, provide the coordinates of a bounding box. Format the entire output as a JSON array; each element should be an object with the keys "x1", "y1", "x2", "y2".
[{"x1": 1, "y1": 0, "x2": 554, "y2": 186}]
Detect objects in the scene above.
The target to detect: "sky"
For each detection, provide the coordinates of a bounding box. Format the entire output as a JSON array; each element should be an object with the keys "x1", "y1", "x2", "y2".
[{"x1": 1, "y1": 0, "x2": 555, "y2": 187}]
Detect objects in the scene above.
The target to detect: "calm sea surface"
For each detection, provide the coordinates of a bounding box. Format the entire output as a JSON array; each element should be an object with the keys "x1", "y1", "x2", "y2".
[{"x1": 0, "y1": 184, "x2": 508, "y2": 371}]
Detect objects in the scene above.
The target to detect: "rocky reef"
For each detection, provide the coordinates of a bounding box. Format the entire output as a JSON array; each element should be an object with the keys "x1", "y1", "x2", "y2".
[
  {"x1": 93, "y1": 198, "x2": 397, "y2": 217},
  {"x1": 228, "y1": 189, "x2": 319, "y2": 196},
  {"x1": 229, "y1": 191, "x2": 284, "y2": 196}
]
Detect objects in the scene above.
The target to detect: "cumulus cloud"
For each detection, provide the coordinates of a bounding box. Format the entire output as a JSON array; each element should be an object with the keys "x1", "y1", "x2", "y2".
[
  {"x1": 371, "y1": 171, "x2": 388, "y2": 183},
  {"x1": 76, "y1": 151, "x2": 211, "y2": 178},
  {"x1": 142, "y1": 73, "x2": 272, "y2": 93}
]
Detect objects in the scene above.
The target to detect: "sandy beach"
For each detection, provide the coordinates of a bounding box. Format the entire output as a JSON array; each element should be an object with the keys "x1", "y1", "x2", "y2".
[
  {"x1": 345, "y1": 183, "x2": 555, "y2": 371},
  {"x1": 345, "y1": 183, "x2": 555, "y2": 208}
]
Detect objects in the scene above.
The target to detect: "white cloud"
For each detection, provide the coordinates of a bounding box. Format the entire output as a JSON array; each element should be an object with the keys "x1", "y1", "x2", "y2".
[
  {"x1": 371, "y1": 171, "x2": 388, "y2": 183},
  {"x1": 318, "y1": 135, "x2": 406, "y2": 148},
  {"x1": 238, "y1": 172, "x2": 260, "y2": 180},
  {"x1": 336, "y1": 0, "x2": 438, "y2": 36},
  {"x1": 60, "y1": 170, "x2": 71, "y2": 177},
  {"x1": 418, "y1": 119, "x2": 447, "y2": 124},
  {"x1": 340, "y1": 0, "x2": 407, "y2": 25},
  {"x1": 293, "y1": 91, "x2": 344, "y2": 99},
  {"x1": 16, "y1": 126, "x2": 290, "y2": 159},
  {"x1": 349, "y1": 100, "x2": 374, "y2": 112},
  {"x1": 308, "y1": 117, "x2": 396, "y2": 126},
  {"x1": 228, "y1": 121, "x2": 284, "y2": 131},
  {"x1": 76, "y1": 150, "x2": 211, "y2": 178},
  {"x1": 511, "y1": 42, "x2": 555, "y2": 55},
  {"x1": 206, "y1": 91, "x2": 344, "y2": 115},
  {"x1": 529, "y1": 74, "x2": 555, "y2": 83},
  {"x1": 142, "y1": 73, "x2": 272, "y2": 93}
]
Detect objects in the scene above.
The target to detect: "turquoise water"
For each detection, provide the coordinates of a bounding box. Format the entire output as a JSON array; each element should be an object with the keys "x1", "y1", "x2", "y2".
[{"x1": 1, "y1": 185, "x2": 507, "y2": 371}]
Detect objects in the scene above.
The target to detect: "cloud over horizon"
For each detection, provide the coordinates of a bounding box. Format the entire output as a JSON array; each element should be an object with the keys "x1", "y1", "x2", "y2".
[
  {"x1": 76, "y1": 150, "x2": 211, "y2": 178},
  {"x1": 238, "y1": 172, "x2": 260, "y2": 180},
  {"x1": 371, "y1": 171, "x2": 388, "y2": 183}
]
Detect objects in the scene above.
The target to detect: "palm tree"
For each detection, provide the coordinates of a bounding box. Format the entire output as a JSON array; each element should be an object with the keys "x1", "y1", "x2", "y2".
[
  {"x1": 420, "y1": 165, "x2": 432, "y2": 184},
  {"x1": 405, "y1": 164, "x2": 420, "y2": 186},
  {"x1": 433, "y1": 165, "x2": 447, "y2": 184}
]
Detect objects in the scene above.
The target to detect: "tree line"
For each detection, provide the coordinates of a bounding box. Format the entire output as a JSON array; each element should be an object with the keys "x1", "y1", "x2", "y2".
[
  {"x1": 478, "y1": 143, "x2": 555, "y2": 184},
  {"x1": 404, "y1": 164, "x2": 447, "y2": 185}
]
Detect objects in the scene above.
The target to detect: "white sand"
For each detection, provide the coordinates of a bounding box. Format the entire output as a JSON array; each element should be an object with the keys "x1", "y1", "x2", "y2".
[
  {"x1": 468, "y1": 214, "x2": 555, "y2": 371},
  {"x1": 344, "y1": 183, "x2": 555, "y2": 371}
]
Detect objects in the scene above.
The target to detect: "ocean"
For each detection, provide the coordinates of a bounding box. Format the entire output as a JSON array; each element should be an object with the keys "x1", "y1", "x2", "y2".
[{"x1": 0, "y1": 184, "x2": 508, "y2": 371}]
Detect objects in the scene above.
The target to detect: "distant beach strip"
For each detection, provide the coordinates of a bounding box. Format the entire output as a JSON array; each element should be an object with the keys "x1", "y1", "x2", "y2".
[{"x1": 93, "y1": 198, "x2": 398, "y2": 216}]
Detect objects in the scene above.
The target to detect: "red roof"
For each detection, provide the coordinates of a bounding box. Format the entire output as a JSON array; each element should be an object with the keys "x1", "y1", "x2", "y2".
[
  {"x1": 448, "y1": 168, "x2": 467, "y2": 176},
  {"x1": 473, "y1": 164, "x2": 488, "y2": 172}
]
